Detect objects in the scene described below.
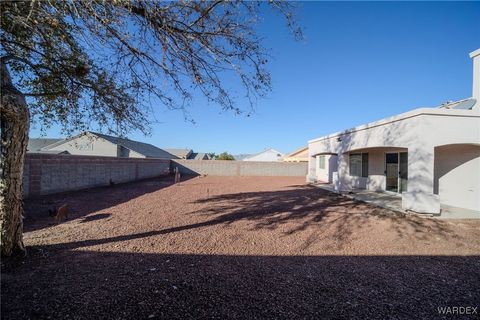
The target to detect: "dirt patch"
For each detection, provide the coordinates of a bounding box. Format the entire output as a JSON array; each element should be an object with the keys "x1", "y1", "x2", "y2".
[{"x1": 2, "y1": 176, "x2": 480, "y2": 319}]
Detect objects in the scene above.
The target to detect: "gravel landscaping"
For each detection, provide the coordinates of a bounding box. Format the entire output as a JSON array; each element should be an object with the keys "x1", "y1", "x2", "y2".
[{"x1": 2, "y1": 175, "x2": 480, "y2": 319}]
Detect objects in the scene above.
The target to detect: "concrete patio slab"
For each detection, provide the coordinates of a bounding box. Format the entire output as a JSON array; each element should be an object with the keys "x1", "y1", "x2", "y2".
[
  {"x1": 438, "y1": 204, "x2": 480, "y2": 220},
  {"x1": 313, "y1": 183, "x2": 480, "y2": 219},
  {"x1": 314, "y1": 183, "x2": 405, "y2": 213}
]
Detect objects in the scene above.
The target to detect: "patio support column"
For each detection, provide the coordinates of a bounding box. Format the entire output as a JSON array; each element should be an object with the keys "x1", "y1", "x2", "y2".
[
  {"x1": 402, "y1": 146, "x2": 440, "y2": 213},
  {"x1": 336, "y1": 153, "x2": 349, "y2": 192},
  {"x1": 306, "y1": 155, "x2": 316, "y2": 183}
]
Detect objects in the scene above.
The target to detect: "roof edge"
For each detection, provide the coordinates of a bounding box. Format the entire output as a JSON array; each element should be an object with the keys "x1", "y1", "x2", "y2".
[{"x1": 308, "y1": 104, "x2": 480, "y2": 144}]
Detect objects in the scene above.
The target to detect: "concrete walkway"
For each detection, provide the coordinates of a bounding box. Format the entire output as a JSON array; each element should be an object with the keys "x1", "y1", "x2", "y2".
[
  {"x1": 439, "y1": 204, "x2": 480, "y2": 220},
  {"x1": 314, "y1": 183, "x2": 480, "y2": 219}
]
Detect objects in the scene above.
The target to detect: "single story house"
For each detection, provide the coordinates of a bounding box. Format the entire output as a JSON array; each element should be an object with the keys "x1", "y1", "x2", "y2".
[
  {"x1": 44, "y1": 131, "x2": 177, "y2": 159},
  {"x1": 243, "y1": 148, "x2": 284, "y2": 162},
  {"x1": 307, "y1": 48, "x2": 480, "y2": 214},
  {"x1": 283, "y1": 146, "x2": 308, "y2": 162}
]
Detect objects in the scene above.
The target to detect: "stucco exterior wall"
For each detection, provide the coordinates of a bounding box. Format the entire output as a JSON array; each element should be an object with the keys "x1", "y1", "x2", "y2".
[
  {"x1": 315, "y1": 155, "x2": 337, "y2": 182},
  {"x1": 434, "y1": 144, "x2": 480, "y2": 211},
  {"x1": 47, "y1": 133, "x2": 146, "y2": 158}
]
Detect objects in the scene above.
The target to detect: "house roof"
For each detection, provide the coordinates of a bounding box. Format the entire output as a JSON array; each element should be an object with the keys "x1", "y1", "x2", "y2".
[
  {"x1": 189, "y1": 152, "x2": 208, "y2": 160},
  {"x1": 164, "y1": 148, "x2": 193, "y2": 159},
  {"x1": 243, "y1": 148, "x2": 284, "y2": 161},
  {"x1": 93, "y1": 132, "x2": 176, "y2": 159},
  {"x1": 233, "y1": 153, "x2": 252, "y2": 160},
  {"x1": 45, "y1": 131, "x2": 176, "y2": 159},
  {"x1": 27, "y1": 138, "x2": 63, "y2": 152},
  {"x1": 284, "y1": 146, "x2": 308, "y2": 158},
  {"x1": 29, "y1": 150, "x2": 71, "y2": 155},
  {"x1": 308, "y1": 98, "x2": 479, "y2": 144}
]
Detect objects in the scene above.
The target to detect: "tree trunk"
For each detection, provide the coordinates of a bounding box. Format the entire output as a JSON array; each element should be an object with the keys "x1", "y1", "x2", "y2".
[{"x1": 0, "y1": 60, "x2": 29, "y2": 256}]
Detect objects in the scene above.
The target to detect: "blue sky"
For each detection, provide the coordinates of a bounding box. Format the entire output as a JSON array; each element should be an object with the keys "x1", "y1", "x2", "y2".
[{"x1": 30, "y1": 1, "x2": 480, "y2": 155}]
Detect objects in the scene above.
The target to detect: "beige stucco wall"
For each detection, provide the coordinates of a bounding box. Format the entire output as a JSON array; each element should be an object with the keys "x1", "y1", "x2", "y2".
[
  {"x1": 434, "y1": 144, "x2": 480, "y2": 211},
  {"x1": 48, "y1": 133, "x2": 145, "y2": 158},
  {"x1": 315, "y1": 155, "x2": 337, "y2": 182}
]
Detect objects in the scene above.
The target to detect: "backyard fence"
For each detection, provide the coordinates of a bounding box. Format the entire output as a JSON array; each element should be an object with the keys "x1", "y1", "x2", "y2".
[
  {"x1": 171, "y1": 159, "x2": 308, "y2": 177},
  {"x1": 23, "y1": 153, "x2": 170, "y2": 197},
  {"x1": 22, "y1": 154, "x2": 307, "y2": 198}
]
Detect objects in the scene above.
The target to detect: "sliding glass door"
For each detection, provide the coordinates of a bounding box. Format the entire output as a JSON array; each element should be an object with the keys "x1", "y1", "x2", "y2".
[
  {"x1": 399, "y1": 152, "x2": 408, "y2": 193},
  {"x1": 385, "y1": 152, "x2": 408, "y2": 193},
  {"x1": 385, "y1": 153, "x2": 399, "y2": 192}
]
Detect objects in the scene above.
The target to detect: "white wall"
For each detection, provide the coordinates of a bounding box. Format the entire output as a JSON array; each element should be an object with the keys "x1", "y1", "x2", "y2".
[
  {"x1": 434, "y1": 144, "x2": 480, "y2": 211},
  {"x1": 366, "y1": 149, "x2": 386, "y2": 191},
  {"x1": 315, "y1": 154, "x2": 337, "y2": 182}
]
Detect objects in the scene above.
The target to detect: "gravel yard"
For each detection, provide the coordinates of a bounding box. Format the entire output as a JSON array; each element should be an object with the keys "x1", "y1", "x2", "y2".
[{"x1": 2, "y1": 175, "x2": 480, "y2": 319}]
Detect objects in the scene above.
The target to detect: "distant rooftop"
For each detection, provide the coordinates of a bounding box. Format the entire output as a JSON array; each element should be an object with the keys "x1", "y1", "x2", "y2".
[
  {"x1": 164, "y1": 148, "x2": 192, "y2": 159},
  {"x1": 27, "y1": 138, "x2": 63, "y2": 152}
]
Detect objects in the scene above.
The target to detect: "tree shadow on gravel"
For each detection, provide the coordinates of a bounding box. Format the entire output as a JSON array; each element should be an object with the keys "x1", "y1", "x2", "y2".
[
  {"x1": 23, "y1": 175, "x2": 195, "y2": 233},
  {"x1": 187, "y1": 185, "x2": 454, "y2": 248},
  {"x1": 22, "y1": 184, "x2": 458, "y2": 252},
  {"x1": 1, "y1": 249, "x2": 479, "y2": 320}
]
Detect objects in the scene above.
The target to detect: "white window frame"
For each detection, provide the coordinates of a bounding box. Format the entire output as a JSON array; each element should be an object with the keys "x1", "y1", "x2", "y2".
[
  {"x1": 317, "y1": 155, "x2": 326, "y2": 170},
  {"x1": 349, "y1": 153, "x2": 369, "y2": 177}
]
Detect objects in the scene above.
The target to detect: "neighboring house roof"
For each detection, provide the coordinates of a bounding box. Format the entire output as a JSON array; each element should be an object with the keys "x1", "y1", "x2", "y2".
[
  {"x1": 233, "y1": 153, "x2": 252, "y2": 160},
  {"x1": 93, "y1": 132, "x2": 176, "y2": 159},
  {"x1": 45, "y1": 131, "x2": 176, "y2": 159},
  {"x1": 27, "y1": 138, "x2": 63, "y2": 152},
  {"x1": 29, "y1": 150, "x2": 71, "y2": 155},
  {"x1": 165, "y1": 148, "x2": 193, "y2": 159},
  {"x1": 243, "y1": 148, "x2": 284, "y2": 162},
  {"x1": 283, "y1": 146, "x2": 309, "y2": 162},
  {"x1": 189, "y1": 152, "x2": 209, "y2": 160}
]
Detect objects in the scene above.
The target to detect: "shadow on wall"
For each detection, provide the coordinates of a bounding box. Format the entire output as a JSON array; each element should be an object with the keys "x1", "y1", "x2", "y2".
[
  {"x1": 23, "y1": 175, "x2": 195, "y2": 233},
  {"x1": 2, "y1": 250, "x2": 479, "y2": 319},
  {"x1": 170, "y1": 161, "x2": 200, "y2": 176},
  {"x1": 433, "y1": 143, "x2": 480, "y2": 194}
]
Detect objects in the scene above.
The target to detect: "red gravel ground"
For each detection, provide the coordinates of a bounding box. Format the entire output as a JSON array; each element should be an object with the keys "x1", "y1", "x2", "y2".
[{"x1": 2, "y1": 176, "x2": 480, "y2": 319}]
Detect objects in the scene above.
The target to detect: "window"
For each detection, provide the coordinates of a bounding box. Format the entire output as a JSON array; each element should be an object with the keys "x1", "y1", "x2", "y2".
[
  {"x1": 117, "y1": 145, "x2": 130, "y2": 158},
  {"x1": 318, "y1": 155, "x2": 326, "y2": 169},
  {"x1": 362, "y1": 153, "x2": 369, "y2": 177},
  {"x1": 349, "y1": 153, "x2": 369, "y2": 177}
]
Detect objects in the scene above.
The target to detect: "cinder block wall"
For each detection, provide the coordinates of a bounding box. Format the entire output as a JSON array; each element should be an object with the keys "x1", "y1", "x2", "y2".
[
  {"x1": 171, "y1": 160, "x2": 308, "y2": 177},
  {"x1": 23, "y1": 154, "x2": 170, "y2": 198}
]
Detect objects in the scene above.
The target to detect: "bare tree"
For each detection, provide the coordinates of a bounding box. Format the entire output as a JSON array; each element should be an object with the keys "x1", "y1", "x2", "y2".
[{"x1": 0, "y1": 0, "x2": 301, "y2": 255}]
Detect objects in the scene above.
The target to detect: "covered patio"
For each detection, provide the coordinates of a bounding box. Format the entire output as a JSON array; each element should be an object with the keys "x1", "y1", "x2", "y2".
[{"x1": 314, "y1": 183, "x2": 480, "y2": 219}]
